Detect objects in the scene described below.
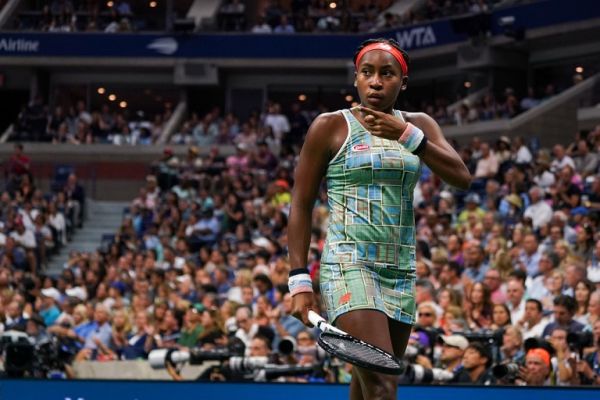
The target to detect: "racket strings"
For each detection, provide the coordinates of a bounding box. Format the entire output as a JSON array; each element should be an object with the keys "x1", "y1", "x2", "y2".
[{"x1": 319, "y1": 333, "x2": 400, "y2": 369}]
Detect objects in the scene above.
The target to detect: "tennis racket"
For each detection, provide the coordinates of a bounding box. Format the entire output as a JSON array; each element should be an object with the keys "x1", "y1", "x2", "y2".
[{"x1": 308, "y1": 310, "x2": 406, "y2": 375}]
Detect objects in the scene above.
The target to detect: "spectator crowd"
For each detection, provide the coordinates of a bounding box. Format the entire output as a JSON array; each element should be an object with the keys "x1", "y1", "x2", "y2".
[{"x1": 1, "y1": 97, "x2": 600, "y2": 385}]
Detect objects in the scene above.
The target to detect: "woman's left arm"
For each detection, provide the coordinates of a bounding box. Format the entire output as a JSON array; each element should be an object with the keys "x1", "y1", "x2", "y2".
[
  {"x1": 358, "y1": 107, "x2": 471, "y2": 190},
  {"x1": 410, "y1": 113, "x2": 472, "y2": 190}
]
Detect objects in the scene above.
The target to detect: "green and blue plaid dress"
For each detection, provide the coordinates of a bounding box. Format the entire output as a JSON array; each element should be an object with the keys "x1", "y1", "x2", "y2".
[{"x1": 320, "y1": 109, "x2": 420, "y2": 325}]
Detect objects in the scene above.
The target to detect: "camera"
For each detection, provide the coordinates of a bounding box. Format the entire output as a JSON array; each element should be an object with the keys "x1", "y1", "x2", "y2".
[
  {"x1": 401, "y1": 364, "x2": 454, "y2": 384},
  {"x1": 458, "y1": 329, "x2": 504, "y2": 346},
  {"x1": 492, "y1": 363, "x2": 520, "y2": 380},
  {"x1": 148, "y1": 345, "x2": 321, "y2": 382},
  {"x1": 567, "y1": 331, "x2": 595, "y2": 357},
  {"x1": 0, "y1": 330, "x2": 77, "y2": 378}
]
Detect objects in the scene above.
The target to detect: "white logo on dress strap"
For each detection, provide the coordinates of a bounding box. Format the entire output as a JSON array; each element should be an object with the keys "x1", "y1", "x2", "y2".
[{"x1": 352, "y1": 144, "x2": 370, "y2": 152}]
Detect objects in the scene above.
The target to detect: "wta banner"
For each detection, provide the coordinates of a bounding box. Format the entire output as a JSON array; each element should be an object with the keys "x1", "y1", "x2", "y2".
[{"x1": 0, "y1": 0, "x2": 598, "y2": 59}]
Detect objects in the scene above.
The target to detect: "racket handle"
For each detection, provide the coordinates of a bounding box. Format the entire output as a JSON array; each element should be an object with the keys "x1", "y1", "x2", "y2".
[
  {"x1": 308, "y1": 310, "x2": 325, "y2": 329},
  {"x1": 308, "y1": 310, "x2": 348, "y2": 335}
]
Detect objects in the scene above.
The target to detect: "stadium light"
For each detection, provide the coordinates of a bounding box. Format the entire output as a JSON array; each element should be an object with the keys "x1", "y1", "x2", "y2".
[
  {"x1": 575, "y1": 66, "x2": 584, "y2": 74},
  {"x1": 108, "y1": 94, "x2": 117, "y2": 101},
  {"x1": 150, "y1": 1, "x2": 157, "y2": 8},
  {"x1": 298, "y1": 94, "x2": 307, "y2": 101},
  {"x1": 119, "y1": 101, "x2": 128, "y2": 108},
  {"x1": 107, "y1": 1, "x2": 114, "y2": 7},
  {"x1": 97, "y1": 87, "x2": 105, "y2": 94},
  {"x1": 464, "y1": 81, "x2": 472, "y2": 88},
  {"x1": 345, "y1": 95, "x2": 353, "y2": 102}
]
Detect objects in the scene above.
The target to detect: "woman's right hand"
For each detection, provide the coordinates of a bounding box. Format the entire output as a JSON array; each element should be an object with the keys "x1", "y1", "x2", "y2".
[{"x1": 291, "y1": 292, "x2": 318, "y2": 327}]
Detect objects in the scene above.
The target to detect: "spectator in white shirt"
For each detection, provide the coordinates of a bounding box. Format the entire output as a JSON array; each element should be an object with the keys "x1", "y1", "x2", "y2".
[
  {"x1": 251, "y1": 15, "x2": 272, "y2": 33},
  {"x1": 519, "y1": 299, "x2": 548, "y2": 340},
  {"x1": 474, "y1": 142, "x2": 499, "y2": 179},
  {"x1": 524, "y1": 186, "x2": 553, "y2": 230},
  {"x1": 513, "y1": 136, "x2": 532, "y2": 164},
  {"x1": 507, "y1": 279, "x2": 526, "y2": 324},
  {"x1": 264, "y1": 102, "x2": 290, "y2": 144},
  {"x1": 550, "y1": 144, "x2": 575, "y2": 174}
]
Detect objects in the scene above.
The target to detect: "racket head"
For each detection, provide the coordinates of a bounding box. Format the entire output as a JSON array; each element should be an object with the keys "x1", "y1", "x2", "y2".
[{"x1": 317, "y1": 331, "x2": 405, "y2": 375}]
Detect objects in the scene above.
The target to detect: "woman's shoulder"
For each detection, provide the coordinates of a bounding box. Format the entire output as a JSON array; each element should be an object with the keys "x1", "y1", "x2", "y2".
[{"x1": 399, "y1": 110, "x2": 436, "y2": 124}]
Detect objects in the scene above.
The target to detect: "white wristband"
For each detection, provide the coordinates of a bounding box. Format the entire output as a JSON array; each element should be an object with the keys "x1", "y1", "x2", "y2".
[
  {"x1": 288, "y1": 273, "x2": 313, "y2": 296},
  {"x1": 398, "y1": 123, "x2": 425, "y2": 153}
]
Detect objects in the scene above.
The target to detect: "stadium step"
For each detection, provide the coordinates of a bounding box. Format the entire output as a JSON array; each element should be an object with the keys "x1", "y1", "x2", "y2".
[{"x1": 45, "y1": 200, "x2": 129, "y2": 276}]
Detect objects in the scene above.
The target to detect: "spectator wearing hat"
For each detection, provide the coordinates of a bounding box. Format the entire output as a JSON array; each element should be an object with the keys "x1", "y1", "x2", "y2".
[
  {"x1": 40, "y1": 287, "x2": 62, "y2": 326},
  {"x1": 438, "y1": 334, "x2": 469, "y2": 374},
  {"x1": 524, "y1": 186, "x2": 553, "y2": 230},
  {"x1": 520, "y1": 347, "x2": 553, "y2": 385},
  {"x1": 457, "y1": 194, "x2": 485, "y2": 228},
  {"x1": 266, "y1": 179, "x2": 291, "y2": 208},
  {"x1": 178, "y1": 304, "x2": 204, "y2": 348},
  {"x1": 455, "y1": 342, "x2": 495, "y2": 384}
]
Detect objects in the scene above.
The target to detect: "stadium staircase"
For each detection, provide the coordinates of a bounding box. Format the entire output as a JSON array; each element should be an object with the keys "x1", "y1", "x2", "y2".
[{"x1": 46, "y1": 200, "x2": 127, "y2": 276}]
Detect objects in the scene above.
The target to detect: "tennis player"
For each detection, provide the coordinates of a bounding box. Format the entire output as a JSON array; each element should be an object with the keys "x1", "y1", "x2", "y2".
[{"x1": 288, "y1": 38, "x2": 471, "y2": 399}]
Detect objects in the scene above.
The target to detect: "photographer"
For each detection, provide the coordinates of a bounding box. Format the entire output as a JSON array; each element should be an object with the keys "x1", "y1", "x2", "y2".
[
  {"x1": 518, "y1": 348, "x2": 552, "y2": 385},
  {"x1": 438, "y1": 334, "x2": 468, "y2": 374},
  {"x1": 454, "y1": 342, "x2": 495, "y2": 384}
]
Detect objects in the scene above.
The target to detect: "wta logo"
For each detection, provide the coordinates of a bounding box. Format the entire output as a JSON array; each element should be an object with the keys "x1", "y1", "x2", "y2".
[{"x1": 352, "y1": 144, "x2": 370, "y2": 152}]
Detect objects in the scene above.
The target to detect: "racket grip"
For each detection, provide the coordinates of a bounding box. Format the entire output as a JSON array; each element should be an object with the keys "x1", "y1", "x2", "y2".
[{"x1": 308, "y1": 310, "x2": 325, "y2": 329}]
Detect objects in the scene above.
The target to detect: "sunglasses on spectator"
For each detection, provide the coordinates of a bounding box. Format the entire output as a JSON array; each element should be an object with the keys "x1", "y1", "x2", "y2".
[{"x1": 418, "y1": 312, "x2": 434, "y2": 317}]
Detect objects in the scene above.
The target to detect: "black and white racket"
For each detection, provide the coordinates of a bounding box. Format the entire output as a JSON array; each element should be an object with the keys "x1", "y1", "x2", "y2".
[{"x1": 308, "y1": 310, "x2": 406, "y2": 375}]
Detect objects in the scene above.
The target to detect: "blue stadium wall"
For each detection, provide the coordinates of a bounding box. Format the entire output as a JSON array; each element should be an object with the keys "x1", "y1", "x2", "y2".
[{"x1": 0, "y1": 380, "x2": 599, "y2": 400}]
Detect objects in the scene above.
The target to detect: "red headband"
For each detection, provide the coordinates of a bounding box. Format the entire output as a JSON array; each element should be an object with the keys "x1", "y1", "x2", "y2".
[{"x1": 355, "y1": 42, "x2": 408, "y2": 76}]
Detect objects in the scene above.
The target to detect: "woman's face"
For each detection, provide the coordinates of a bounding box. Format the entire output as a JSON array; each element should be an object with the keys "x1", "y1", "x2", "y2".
[
  {"x1": 471, "y1": 283, "x2": 484, "y2": 304},
  {"x1": 575, "y1": 281, "x2": 591, "y2": 304},
  {"x1": 554, "y1": 242, "x2": 567, "y2": 259},
  {"x1": 493, "y1": 305, "x2": 509, "y2": 326},
  {"x1": 355, "y1": 49, "x2": 405, "y2": 112},
  {"x1": 438, "y1": 290, "x2": 451, "y2": 309}
]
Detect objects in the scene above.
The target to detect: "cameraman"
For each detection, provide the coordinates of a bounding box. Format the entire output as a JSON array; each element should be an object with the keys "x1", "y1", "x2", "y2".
[
  {"x1": 454, "y1": 342, "x2": 495, "y2": 384},
  {"x1": 438, "y1": 335, "x2": 468, "y2": 374},
  {"x1": 518, "y1": 348, "x2": 552, "y2": 385}
]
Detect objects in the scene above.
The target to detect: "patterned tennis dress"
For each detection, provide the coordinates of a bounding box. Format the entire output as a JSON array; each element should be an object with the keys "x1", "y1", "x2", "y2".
[{"x1": 320, "y1": 108, "x2": 421, "y2": 325}]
